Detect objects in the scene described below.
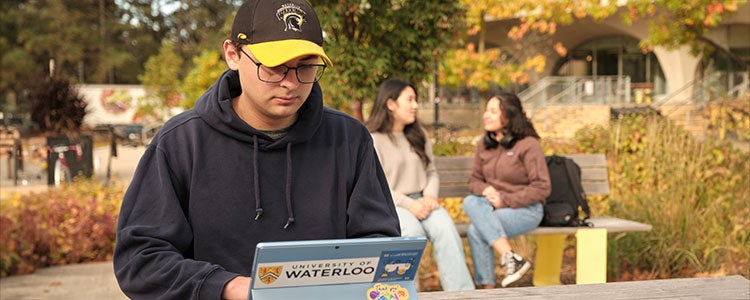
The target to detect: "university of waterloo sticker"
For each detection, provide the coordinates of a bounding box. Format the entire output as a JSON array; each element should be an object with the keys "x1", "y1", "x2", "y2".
[
  {"x1": 254, "y1": 257, "x2": 380, "y2": 288},
  {"x1": 258, "y1": 266, "x2": 283, "y2": 284}
]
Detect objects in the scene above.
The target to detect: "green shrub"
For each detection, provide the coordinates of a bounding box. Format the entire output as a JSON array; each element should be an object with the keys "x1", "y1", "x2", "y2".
[
  {"x1": 568, "y1": 113, "x2": 749, "y2": 280},
  {"x1": 0, "y1": 180, "x2": 123, "y2": 277},
  {"x1": 705, "y1": 95, "x2": 750, "y2": 141},
  {"x1": 431, "y1": 128, "x2": 480, "y2": 157}
]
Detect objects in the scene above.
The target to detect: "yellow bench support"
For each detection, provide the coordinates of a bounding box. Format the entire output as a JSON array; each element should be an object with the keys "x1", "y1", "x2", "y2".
[
  {"x1": 532, "y1": 234, "x2": 567, "y2": 286},
  {"x1": 576, "y1": 228, "x2": 607, "y2": 284},
  {"x1": 532, "y1": 228, "x2": 608, "y2": 286}
]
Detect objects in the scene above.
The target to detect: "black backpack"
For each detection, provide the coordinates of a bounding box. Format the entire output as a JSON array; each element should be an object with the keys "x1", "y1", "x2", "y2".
[{"x1": 540, "y1": 155, "x2": 592, "y2": 227}]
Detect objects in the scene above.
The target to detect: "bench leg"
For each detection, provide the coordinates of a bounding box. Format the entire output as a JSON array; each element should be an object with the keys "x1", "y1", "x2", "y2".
[
  {"x1": 575, "y1": 228, "x2": 607, "y2": 284},
  {"x1": 532, "y1": 234, "x2": 566, "y2": 286}
]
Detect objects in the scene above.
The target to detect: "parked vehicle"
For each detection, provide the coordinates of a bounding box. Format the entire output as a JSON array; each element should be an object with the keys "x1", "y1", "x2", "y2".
[{"x1": 100, "y1": 123, "x2": 162, "y2": 147}]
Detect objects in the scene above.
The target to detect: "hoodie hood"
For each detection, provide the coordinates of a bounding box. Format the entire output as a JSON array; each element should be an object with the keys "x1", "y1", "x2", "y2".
[
  {"x1": 193, "y1": 69, "x2": 324, "y2": 150},
  {"x1": 191, "y1": 69, "x2": 326, "y2": 228}
]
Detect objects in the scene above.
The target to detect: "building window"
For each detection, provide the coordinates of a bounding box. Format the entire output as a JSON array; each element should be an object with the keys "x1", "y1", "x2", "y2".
[{"x1": 554, "y1": 35, "x2": 667, "y2": 101}]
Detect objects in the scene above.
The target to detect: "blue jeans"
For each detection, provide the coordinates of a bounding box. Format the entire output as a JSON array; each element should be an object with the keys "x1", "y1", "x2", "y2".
[
  {"x1": 396, "y1": 206, "x2": 475, "y2": 290},
  {"x1": 461, "y1": 194, "x2": 543, "y2": 286}
]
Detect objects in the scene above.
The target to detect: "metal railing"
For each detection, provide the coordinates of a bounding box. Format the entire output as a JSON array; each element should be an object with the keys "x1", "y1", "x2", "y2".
[
  {"x1": 519, "y1": 76, "x2": 631, "y2": 114},
  {"x1": 652, "y1": 71, "x2": 749, "y2": 116}
]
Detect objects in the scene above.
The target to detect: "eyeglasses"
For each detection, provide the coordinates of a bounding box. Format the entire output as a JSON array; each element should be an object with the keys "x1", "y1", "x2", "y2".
[{"x1": 239, "y1": 48, "x2": 327, "y2": 84}]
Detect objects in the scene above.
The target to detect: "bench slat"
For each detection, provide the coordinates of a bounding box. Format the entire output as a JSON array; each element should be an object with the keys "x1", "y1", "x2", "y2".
[
  {"x1": 439, "y1": 186, "x2": 470, "y2": 199},
  {"x1": 433, "y1": 156, "x2": 473, "y2": 170},
  {"x1": 434, "y1": 154, "x2": 650, "y2": 237},
  {"x1": 454, "y1": 217, "x2": 652, "y2": 236},
  {"x1": 565, "y1": 153, "x2": 607, "y2": 168},
  {"x1": 435, "y1": 154, "x2": 611, "y2": 198},
  {"x1": 580, "y1": 168, "x2": 607, "y2": 182},
  {"x1": 438, "y1": 170, "x2": 472, "y2": 185},
  {"x1": 441, "y1": 182, "x2": 610, "y2": 204},
  {"x1": 581, "y1": 182, "x2": 610, "y2": 195}
]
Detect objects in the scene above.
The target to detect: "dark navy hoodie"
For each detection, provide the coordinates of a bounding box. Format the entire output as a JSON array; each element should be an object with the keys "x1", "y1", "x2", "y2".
[{"x1": 114, "y1": 70, "x2": 400, "y2": 299}]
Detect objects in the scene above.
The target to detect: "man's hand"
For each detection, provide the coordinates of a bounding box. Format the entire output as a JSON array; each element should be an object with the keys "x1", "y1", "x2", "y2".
[{"x1": 222, "y1": 276, "x2": 251, "y2": 300}]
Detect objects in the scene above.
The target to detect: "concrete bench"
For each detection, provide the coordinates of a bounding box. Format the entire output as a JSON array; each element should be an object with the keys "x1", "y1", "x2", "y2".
[{"x1": 434, "y1": 154, "x2": 652, "y2": 285}]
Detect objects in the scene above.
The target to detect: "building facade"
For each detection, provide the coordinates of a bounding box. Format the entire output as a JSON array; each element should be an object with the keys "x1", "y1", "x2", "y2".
[{"x1": 422, "y1": 3, "x2": 749, "y2": 138}]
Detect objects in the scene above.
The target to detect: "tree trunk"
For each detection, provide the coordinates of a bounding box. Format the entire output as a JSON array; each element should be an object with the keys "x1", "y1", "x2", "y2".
[{"x1": 353, "y1": 99, "x2": 364, "y2": 122}]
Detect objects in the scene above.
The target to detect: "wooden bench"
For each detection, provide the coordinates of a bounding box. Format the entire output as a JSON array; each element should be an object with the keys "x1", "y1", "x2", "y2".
[{"x1": 434, "y1": 154, "x2": 652, "y2": 285}]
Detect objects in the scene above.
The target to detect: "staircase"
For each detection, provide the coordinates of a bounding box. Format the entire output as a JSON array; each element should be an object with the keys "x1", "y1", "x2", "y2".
[
  {"x1": 657, "y1": 104, "x2": 709, "y2": 138},
  {"x1": 530, "y1": 105, "x2": 610, "y2": 140},
  {"x1": 519, "y1": 76, "x2": 629, "y2": 139},
  {"x1": 521, "y1": 72, "x2": 749, "y2": 140}
]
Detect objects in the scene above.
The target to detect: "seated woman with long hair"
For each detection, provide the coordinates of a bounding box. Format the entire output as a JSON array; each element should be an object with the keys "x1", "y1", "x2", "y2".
[
  {"x1": 366, "y1": 78, "x2": 474, "y2": 291},
  {"x1": 462, "y1": 91, "x2": 551, "y2": 288}
]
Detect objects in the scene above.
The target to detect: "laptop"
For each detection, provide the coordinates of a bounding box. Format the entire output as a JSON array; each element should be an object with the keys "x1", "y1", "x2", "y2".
[{"x1": 248, "y1": 236, "x2": 427, "y2": 300}]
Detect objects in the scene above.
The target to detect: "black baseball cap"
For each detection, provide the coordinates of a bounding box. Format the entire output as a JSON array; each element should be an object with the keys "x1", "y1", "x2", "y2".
[{"x1": 230, "y1": 0, "x2": 332, "y2": 67}]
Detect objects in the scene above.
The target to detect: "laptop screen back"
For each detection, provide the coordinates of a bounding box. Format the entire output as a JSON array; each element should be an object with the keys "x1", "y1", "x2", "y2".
[{"x1": 248, "y1": 236, "x2": 427, "y2": 300}]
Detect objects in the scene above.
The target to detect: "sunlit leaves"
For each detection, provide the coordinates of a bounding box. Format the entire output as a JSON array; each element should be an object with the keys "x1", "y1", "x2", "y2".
[
  {"x1": 180, "y1": 50, "x2": 226, "y2": 109},
  {"x1": 137, "y1": 41, "x2": 183, "y2": 121},
  {"x1": 315, "y1": 1, "x2": 465, "y2": 118},
  {"x1": 451, "y1": 0, "x2": 744, "y2": 94},
  {"x1": 625, "y1": 0, "x2": 742, "y2": 55}
]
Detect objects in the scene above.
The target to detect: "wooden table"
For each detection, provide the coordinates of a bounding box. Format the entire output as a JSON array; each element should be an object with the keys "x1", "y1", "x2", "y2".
[{"x1": 418, "y1": 276, "x2": 749, "y2": 299}]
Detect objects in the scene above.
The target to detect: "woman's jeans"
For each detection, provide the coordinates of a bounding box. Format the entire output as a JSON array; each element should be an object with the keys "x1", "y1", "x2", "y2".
[
  {"x1": 396, "y1": 205, "x2": 475, "y2": 290},
  {"x1": 461, "y1": 194, "x2": 543, "y2": 286}
]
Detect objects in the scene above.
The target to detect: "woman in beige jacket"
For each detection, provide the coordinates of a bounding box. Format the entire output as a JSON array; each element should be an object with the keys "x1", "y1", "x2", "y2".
[{"x1": 366, "y1": 78, "x2": 475, "y2": 291}]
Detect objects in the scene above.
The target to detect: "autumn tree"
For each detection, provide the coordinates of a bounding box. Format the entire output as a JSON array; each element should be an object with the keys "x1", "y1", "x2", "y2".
[
  {"x1": 623, "y1": 0, "x2": 747, "y2": 69},
  {"x1": 181, "y1": 50, "x2": 227, "y2": 109},
  {"x1": 138, "y1": 41, "x2": 184, "y2": 122},
  {"x1": 314, "y1": 1, "x2": 466, "y2": 120},
  {"x1": 445, "y1": 0, "x2": 745, "y2": 94},
  {"x1": 442, "y1": 0, "x2": 618, "y2": 94},
  {"x1": 1, "y1": 0, "x2": 137, "y2": 113},
  {"x1": 29, "y1": 77, "x2": 87, "y2": 133},
  {"x1": 121, "y1": 0, "x2": 237, "y2": 65}
]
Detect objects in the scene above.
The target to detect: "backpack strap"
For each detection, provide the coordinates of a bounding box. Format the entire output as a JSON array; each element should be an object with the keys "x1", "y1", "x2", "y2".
[{"x1": 562, "y1": 158, "x2": 593, "y2": 227}]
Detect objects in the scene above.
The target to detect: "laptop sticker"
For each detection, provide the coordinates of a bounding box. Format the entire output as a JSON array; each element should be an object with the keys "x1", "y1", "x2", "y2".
[
  {"x1": 366, "y1": 283, "x2": 410, "y2": 300},
  {"x1": 254, "y1": 257, "x2": 380, "y2": 288},
  {"x1": 374, "y1": 250, "x2": 423, "y2": 282}
]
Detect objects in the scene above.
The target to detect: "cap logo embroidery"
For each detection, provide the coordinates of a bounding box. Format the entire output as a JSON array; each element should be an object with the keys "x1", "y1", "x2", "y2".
[{"x1": 276, "y1": 3, "x2": 306, "y2": 32}]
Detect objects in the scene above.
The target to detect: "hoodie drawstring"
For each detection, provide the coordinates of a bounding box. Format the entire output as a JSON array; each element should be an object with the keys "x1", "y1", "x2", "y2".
[
  {"x1": 253, "y1": 135, "x2": 263, "y2": 220},
  {"x1": 283, "y1": 143, "x2": 295, "y2": 229},
  {"x1": 250, "y1": 137, "x2": 295, "y2": 229}
]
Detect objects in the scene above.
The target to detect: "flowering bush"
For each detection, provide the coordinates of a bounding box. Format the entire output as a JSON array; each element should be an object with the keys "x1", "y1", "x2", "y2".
[{"x1": 0, "y1": 180, "x2": 124, "y2": 277}]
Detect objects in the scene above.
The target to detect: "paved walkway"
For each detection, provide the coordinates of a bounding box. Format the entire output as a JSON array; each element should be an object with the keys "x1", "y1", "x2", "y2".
[
  {"x1": 0, "y1": 262, "x2": 127, "y2": 300},
  {"x1": 1, "y1": 144, "x2": 145, "y2": 200}
]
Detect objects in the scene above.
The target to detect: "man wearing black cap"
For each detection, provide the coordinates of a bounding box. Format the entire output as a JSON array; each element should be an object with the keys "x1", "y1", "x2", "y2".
[{"x1": 113, "y1": 1, "x2": 401, "y2": 299}]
